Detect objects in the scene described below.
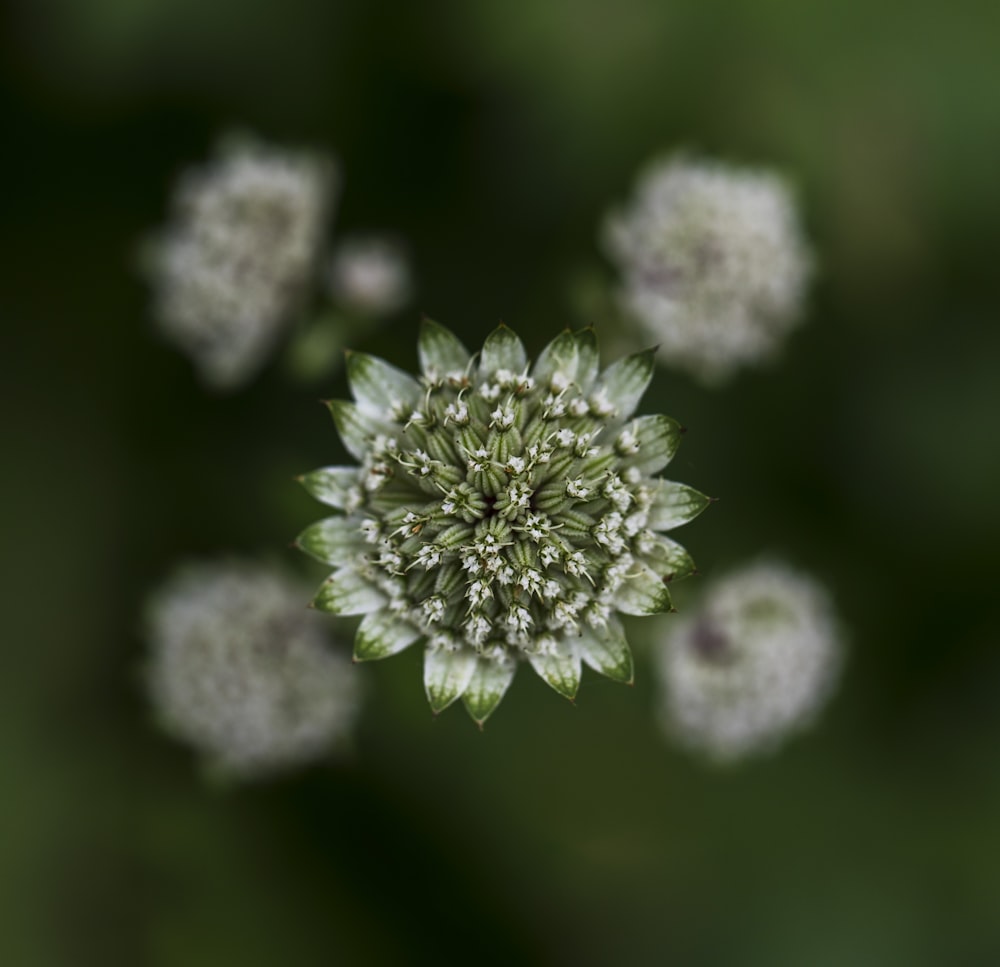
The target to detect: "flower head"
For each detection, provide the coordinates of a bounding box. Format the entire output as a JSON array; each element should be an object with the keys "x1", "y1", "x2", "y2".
[
  {"x1": 297, "y1": 320, "x2": 710, "y2": 725},
  {"x1": 144, "y1": 561, "x2": 361, "y2": 779},
  {"x1": 328, "y1": 235, "x2": 412, "y2": 316},
  {"x1": 655, "y1": 560, "x2": 842, "y2": 762},
  {"x1": 146, "y1": 134, "x2": 336, "y2": 389},
  {"x1": 602, "y1": 155, "x2": 812, "y2": 384}
]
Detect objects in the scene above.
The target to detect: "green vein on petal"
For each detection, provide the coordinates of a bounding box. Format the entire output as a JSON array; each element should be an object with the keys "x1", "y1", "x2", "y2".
[
  {"x1": 595, "y1": 348, "x2": 655, "y2": 421},
  {"x1": 312, "y1": 567, "x2": 386, "y2": 616},
  {"x1": 479, "y1": 324, "x2": 527, "y2": 378},
  {"x1": 646, "y1": 480, "x2": 712, "y2": 531},
  {"x1": 326, "y1": 400, "x2": 394, "y2": 462},
  {"x1": 347, "y1": 352, "x2": 422, "y2": 418},
  {"x1": 528, "y1": 642, "x2": 581, "y2": 700},
  {"x1": 295, "y1": 516, "x2": 363, "y2": 565},
  {"x1": 578, "y1": 618, "x2": 634, "y2": 684},
  {"x1": 297, "y1": 467, "x2": 359, "y2": 509},
  {"x1": 418, "y1": 318, "x2": 470, "y2": 377},
  {"x1": 354, "y1": 609, "x2": 422, "y2": 661},
  {"x1": 616, "y1": 562, "x2": 673, "y2": 615},
  {"x1": 424, "y1": 647, "x2": 478, "y2": 712},
  {"x1": 462, "y1": 655, "x2": 517, "y2": 726},
  {"x1": 622, "y1": 414, "x2": 683, "y2": 474},
  {"x1": 640, "y1": 533, "x2": 697, "y2": 583}
]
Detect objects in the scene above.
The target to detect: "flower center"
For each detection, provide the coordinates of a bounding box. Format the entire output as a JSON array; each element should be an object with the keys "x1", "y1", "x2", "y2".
[{"x1": 352, "y1": 364, "x2": 654, "y2": 656}]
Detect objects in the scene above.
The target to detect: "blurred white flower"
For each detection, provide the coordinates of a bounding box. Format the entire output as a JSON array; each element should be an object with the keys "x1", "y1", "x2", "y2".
[
  {"x1": 147, "y1": 135, "x2": 336, "y2": 389},
  {"x1": 602, "y1": 155, "x2": 812, "y2": 384},
  {"x1": 655, "y1": 560, "x2": 842, "y2": 763},
  {"x1": 328, "y1": 236, "x2": 412, "y2": 316},
  {"x1": 145, "y1": 561, "x2": 361, "y2": 779}
]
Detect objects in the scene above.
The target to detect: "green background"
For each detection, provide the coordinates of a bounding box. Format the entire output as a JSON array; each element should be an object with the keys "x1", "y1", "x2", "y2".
[{"x1": 4, "y1": 1, "x2": 1000, "y2": 963}]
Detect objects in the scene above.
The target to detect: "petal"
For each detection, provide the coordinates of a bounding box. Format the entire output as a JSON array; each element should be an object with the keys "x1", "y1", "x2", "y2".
[
  {"x1": 532, "y1": 328, "x2": 599, "y2": 392},
  {"x1": 326, "y1": 400, "x2": 394, "y2": 462},
  {"x1": 532, "y1": 329, "x2": 574, "y2": 386},
  {"x1": 354, "y1": 609, "x2": 422, "y2": 661},
  {"x1": 418, "y1": 317, "x2": 470, "y2": 377},
  {"x1": 296, "y1": 516, "x2": 363, "y2": 565},
  {"x1": 346, "y1": 351, "x2": 421, "y2": 419},
  {"x1": 639, "y1": 533, "x2": 697, "y2": 583},
  {"x1": 311, "y1": 568, "x2": 386, "y2": 615},
  {"x1": 424, "y1": 647, "x2": 477, "y2": 712},
  {"x1": 479, "y1": 325, "x2": 527, "y2": 379},
  {"x1": 646, "y1": 480, "x2": 713, "y2": 531},
  {"x1": 297, "y1": 467, "x2": 360, "y2": 509},
  {"x1": 594, "y1": 348, "x2": 655, "y2": 420},
  {"x1": 570, "y1": 328, "x2": 600, "y2": 393},
  {"x1": 615, "y1": 562, "x2": 674, "y2": 615},
  {"x1": 577, "y1": 617, "x2": 634, "y2": 684},
  {"x1": 528, "y1": 641, "x2": 581, "y2": 700},
  {"x1": 462, "y1": 655, "x2": 517, "y2": 727},
  {"x1": 620, "y1": 414, "x2": 683, "y2": 474}
]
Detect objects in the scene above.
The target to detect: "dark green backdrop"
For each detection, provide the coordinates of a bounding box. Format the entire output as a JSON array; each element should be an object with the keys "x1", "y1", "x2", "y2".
[{"x1": 4, "y1": 1, "x2": 1000, "y2": 964}]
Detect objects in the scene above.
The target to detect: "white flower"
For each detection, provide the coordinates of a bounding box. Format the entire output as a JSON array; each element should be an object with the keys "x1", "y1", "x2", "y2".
[
  {"x1": 655, "y1": 560, "x2": 843, "y2": 763},
  {"x1": 603, "y1": 155, "x2": 812, "y2": 384},
  {"x1": 144, "y1": 561, "x2": 360, "y2": 779},
  {"x1": 444, "y1": 400, "x2": 469, "y2": 424},
  {"x1": 146, "y1": 134, "x2": 336, "y2": 389},
  {"x1": 327, "y1": 235, "x2": 412, "y2": 316},
  {"x1": 422, "y1": 595, "x2": 446, "y2": 622},
  {"x1": 297, "y1": 321, "x2": 711, "y2": 725}
]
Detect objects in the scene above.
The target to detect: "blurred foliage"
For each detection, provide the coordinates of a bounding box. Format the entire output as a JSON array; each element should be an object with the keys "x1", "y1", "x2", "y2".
[{"x1": 3, "y1": 0, "x2": 1000, "y2": 964}]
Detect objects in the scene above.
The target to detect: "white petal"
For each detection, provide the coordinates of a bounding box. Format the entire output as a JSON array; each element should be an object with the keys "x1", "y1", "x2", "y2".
[
  {"x1": 424, "y1": 647, "x2": 477, "y2": 712},
  {"x1": 478, "y1": 325, "x2": 527, "y2": 379},
  {"x1": 528, "y1": 640, "x2": 581, "y2": 700},
  {"x1": 418, "y1": 318, "x2": 470, "y2": 377},
  {"x1": 532, "y1": 328, "x2": 599, "y2": 392},
  {"x1": 354, "y1": 610, "x2": 422, "y2": 660},
  {"x1": 593, "y1": 349, "x2": 655, "y2": 420},
  {"x1": 326, "y1": 400, "x2": 394, "y2": 462},
  {"x1": 312, "y1": 568, "x2": 386, "y2": 615},
  {"x1": 621, "y1": 414, "x2": 683, "y2": 473},
  {"x1": 296, "y1": 516, "x2": 363, "y2": 565},
  {"x1": 639, "y1": 534, "x2": 697, "y2": 583},
  {"x1": 298, "y1": 467, "x2": 360, "y2": 509},
  {"x1": 615, "y1": 562, "x2": 673, "y2": 615},
  {"x1": 646, "y1": 480, "x2": 712, "y2": 531},
  {"x1": 462, "y1": 655, "x2": 517, "y2": 726},
  {"x1": 577, "y1": 618, "x2": 634, "y2": 684},
  {"x1": 347, "y1": 351, "x2": 421, "y2": 418}
]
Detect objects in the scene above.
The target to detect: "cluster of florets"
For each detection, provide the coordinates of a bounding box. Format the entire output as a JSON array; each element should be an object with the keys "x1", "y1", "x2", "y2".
[
  {"x1": 144, "y1": 561, "x2": 361, "y2": 779},
  {"x1": 298, "y1": 319, "x2": 710, "y2": 725},
  {"x1": 147, "y1": 135, "x2": 336, "y2": 388},
  {"x1": 328, "y1": 235, "x2": 412, "y2": 316},
  {"x1": 602, "y1": 155, "x2": 812, "y2": 385},
  {"x1": 655, "y1": 560, "x2": 842, "y2": 763}
]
